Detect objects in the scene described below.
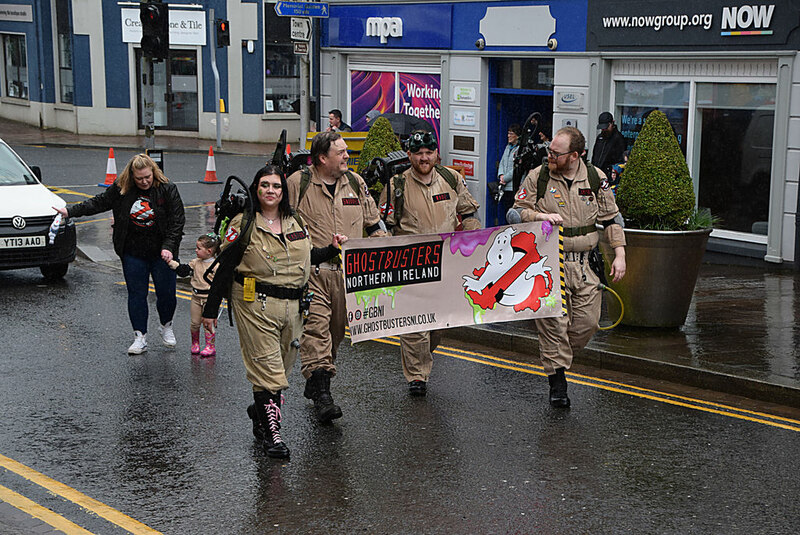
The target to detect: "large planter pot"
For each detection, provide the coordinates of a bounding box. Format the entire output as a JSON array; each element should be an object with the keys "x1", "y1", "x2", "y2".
[{"x1": 601, "y1": 227, "x2": 712, "y2": 328}]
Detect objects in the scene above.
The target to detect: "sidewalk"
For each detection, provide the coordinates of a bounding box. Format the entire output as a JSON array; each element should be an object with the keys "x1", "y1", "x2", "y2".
[
  {"x1": 0, "y1": 117, "x2": 274, "y2": 156},
  {"x1": 5, "y1": 119, "x2": 800, "y2": 408}
]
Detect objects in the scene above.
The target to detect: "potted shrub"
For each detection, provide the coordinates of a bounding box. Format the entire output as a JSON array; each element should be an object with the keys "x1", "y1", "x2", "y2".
[
  {"x1": 603, "y1": 110, "x2": 714, "y2": 328},
  {"x1": 357, "y1": 116, "x2": 403, "y2": 201}
]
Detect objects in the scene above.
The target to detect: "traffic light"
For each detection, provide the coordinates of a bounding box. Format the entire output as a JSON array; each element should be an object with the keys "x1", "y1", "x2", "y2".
[
  {"x1": 140, "y1": 1, "x2": 169, "y2": 60},
  {"x1": 216, "y1": 19, "x2": 230, "y2": 47}
]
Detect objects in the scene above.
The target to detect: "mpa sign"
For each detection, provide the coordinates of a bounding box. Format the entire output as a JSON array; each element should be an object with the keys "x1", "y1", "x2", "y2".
[{"x1": 366, "y1": 16, "x2": 403, "y2": 44}]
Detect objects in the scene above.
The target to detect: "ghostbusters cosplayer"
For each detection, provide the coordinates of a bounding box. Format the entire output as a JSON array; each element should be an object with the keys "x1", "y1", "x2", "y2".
[
  {"x1": 203, "y1": 165, "x2": 345, "y2": 459},
  {"x1": 379, "y1": 130, "x2": 481, "y2": 396},
  {"x1": 508, "y1": 127, "x2": 626, "y2": 408},
  {"x1": 287, "y1": 132, "x2": 387, "y2": 422}
]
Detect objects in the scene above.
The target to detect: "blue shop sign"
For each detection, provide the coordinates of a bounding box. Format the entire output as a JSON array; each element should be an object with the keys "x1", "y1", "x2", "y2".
[{"x1": 323, "y1": 1, "x2": 587, "y2": 52}]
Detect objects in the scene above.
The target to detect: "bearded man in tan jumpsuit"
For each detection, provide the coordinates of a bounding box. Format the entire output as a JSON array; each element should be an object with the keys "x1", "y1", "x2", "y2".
[
  {"x1": 509, "y1": 126, "x2": 626, "y2": 408},
  {"x1": 287, "y1": 131, "x2": 386, "y2": 422},
  {"x1": 379, "y1": 130, "x2": 481, "y2": 396}
]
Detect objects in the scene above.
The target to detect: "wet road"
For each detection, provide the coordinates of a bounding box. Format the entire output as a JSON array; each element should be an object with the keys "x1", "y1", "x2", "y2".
[{"x1": 2, "y1": 261, "x2": 800, "y2": 534}]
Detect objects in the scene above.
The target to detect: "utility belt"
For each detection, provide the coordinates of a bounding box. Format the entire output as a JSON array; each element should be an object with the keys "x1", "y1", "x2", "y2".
[
  {"x1": 234, "y1": 273, "x2": 304, "y2": 300},
  {"x1": 315, "y1": 261, "x2": 342, "y2": 272},
  {"x1": 563, "y1": 250, "x2": 589, "y2": 262},
  {"x1": 192, "y1": 288, "x2": 210, "y2": 296},
  {"x1": 561, "y1": 225, "x2": 597, "y2": 238}
]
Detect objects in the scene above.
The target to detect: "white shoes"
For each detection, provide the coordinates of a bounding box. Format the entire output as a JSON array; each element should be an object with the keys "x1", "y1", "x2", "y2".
[
  {"x1": 159, "y1": 321, "x2": 177, "y2": 348},
  {"x1": 128, "y1": 331, "x2": 148, "y2": 355}
]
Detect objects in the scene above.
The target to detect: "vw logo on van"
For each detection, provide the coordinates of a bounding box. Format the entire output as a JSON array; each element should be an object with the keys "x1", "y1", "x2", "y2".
[{"x1": 11, "y1": 216, "x2": 26, "y2": 229}]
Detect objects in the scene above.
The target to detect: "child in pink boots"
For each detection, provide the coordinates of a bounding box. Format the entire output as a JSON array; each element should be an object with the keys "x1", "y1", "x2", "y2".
[{"x1": 169, "y1": 233, "x2": 220, "y2": 357}]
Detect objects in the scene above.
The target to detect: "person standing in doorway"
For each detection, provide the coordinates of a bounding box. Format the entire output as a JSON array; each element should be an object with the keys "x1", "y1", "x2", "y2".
[
  {"x1": 497, "y1": 123, "x2": 522, "y2": 216},
  {"x1": 591, "y1": 112, "x2": 626, "y2": 179}
]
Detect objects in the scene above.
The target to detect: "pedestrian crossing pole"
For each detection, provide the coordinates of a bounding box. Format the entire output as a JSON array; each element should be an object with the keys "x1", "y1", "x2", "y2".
[{"x1": 209, "y1": 8, "x2": 222, "y2": 149}]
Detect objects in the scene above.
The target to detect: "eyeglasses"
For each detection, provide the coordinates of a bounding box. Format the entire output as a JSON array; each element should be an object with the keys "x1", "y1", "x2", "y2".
[
  {"x1": 408, "y1": 131, "x2": 437, "y2": 153},
  {"x1": 547, "y1": 148, "x2": 574, "y2": 159}
]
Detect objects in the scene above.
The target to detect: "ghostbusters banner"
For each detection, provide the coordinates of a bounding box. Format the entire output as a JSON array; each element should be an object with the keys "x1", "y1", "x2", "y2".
[{"x1": 342, "y1": 223, "x2": 564, "y2": 343}]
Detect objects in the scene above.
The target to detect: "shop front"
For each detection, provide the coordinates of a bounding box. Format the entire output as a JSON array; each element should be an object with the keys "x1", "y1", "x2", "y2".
[
  {"x1": 321, "y1": 0, "x2": 589, "y2": 226},
  {"x1": 587, "y1": 0, "x2": 800, "y2": 263}
]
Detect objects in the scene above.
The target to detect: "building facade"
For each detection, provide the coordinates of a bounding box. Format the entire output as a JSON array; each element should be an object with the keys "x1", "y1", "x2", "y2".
[
  {"x1": 320, "y1": 0, "x2": 800, "y2": 264},
  {"x1": 0, "y1": 0, "x2": 309, "y2": 143}
]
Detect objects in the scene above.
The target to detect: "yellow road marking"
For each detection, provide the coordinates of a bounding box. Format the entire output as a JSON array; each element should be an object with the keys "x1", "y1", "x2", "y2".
[
  {"x1": 0, "y1": 483, "x2": 94, "y2": 535},
  {"x1": 353, "y1": 331, "x2": 800, "y2": 433},
  {"x1": 47, "y1": 186, "x2": 94, "y2": 198},
  {"x1": 0, "y1": 454, "x2": 162, "y2": 534}
]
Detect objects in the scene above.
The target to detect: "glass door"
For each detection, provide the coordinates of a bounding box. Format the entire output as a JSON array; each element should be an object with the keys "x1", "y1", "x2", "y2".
[{"x1": 136, "y1": 49, "x2": 198, "y2": 131}]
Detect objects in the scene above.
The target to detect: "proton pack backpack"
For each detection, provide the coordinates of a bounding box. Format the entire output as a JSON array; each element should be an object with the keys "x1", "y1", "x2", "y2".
[{"x1": 390, "y1": 164, "x2": 460, "y2": 222}]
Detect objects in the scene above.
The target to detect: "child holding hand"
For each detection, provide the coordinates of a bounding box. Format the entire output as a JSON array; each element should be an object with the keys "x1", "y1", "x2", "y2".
[{"x1": 169, "y1": 233, "x2": 220, "y2": 357}]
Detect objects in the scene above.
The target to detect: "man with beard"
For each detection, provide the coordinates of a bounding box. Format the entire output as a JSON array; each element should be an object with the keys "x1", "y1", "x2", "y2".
[
  {"x1": 287, "y1": 131, "x2": 386, "y2": 423},
  {"x1": 379, "y1": 130, "x2": 481, "y2": 396},
  {"x1": 507, "y1": 127, "x2": 626, "y2": 408}
]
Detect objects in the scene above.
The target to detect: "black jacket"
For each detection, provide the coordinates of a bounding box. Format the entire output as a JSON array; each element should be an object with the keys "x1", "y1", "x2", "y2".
[
  {"x1": 67, "y1": 181, "x2": 185, "y2": 258},
  {"x1": 591, "y1": 128, "x2": 626, "y2": 178}
]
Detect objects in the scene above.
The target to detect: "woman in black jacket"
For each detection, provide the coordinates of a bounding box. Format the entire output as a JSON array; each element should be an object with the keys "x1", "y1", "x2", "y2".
[{"x1": 55, "y1": 153, "x2": 185, "y2": 354}]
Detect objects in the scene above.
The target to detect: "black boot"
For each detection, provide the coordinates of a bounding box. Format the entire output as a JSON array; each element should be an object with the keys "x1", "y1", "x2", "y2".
[
  {"x1": 548, "y1": 368, "x2": 571, "y2": 408},
  {"x1": 246, "y1": 403, "x2": 267, "y2": 442},
  {"x1": 253, "y1": 390, "x2": 290, "y2": 459},
  {"x1": 307, "y1": 369, "x2": 342, "y2": 423}
]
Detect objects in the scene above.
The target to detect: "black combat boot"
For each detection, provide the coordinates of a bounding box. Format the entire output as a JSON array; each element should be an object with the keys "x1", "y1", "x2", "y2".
[
  {"x1": 246, "y1": 403, "x2": 267, "y2": 442},
  {"x1": 307, "y1": 369, "x2": 343, "y2": 423},
  {"x1": 253, "y1": 390, "x2": 290, "y2": 459},
  {"x1": 548, "y1": 368, "x2": 571, "y2": 408}
]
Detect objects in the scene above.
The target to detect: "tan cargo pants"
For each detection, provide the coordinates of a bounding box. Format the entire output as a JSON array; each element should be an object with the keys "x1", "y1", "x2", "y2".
[
  {"x1": 231, "y1": 283, "x2": 301, "y2": 393},
  {"x1": 399, "y1": 330, "x2": 442, "y2": 383},
  {"x1": 534, "y1": 257, "x2": 601, "y2": 375},
  {"x1": 299, "y1": 266, "x2": 346, "y2": 379}
]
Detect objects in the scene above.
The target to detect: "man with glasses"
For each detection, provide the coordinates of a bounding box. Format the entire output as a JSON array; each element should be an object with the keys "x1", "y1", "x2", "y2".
[
  {"x1": 507, "y1": 127, "x2": 626, "y2": 408},
  {"x1": 288, "y1": 131, "x2": 386, "y2": 422},
  {"x1": 379, "y1": 130, "x2": 481, "y2": 396}
]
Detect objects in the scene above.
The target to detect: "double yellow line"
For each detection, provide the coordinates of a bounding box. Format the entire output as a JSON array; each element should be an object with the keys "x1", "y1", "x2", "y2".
[{"x1": 0, "y1": 454, "x2": 161, "y2": 534}]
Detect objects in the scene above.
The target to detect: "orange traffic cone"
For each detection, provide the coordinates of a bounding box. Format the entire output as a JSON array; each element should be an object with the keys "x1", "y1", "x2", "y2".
[
  {"x1": 98, "y1": 148, "x2": 117, "y2": 187},
  {"x1": 199, "y1": 146, "x2": 221, "y2": 184}
]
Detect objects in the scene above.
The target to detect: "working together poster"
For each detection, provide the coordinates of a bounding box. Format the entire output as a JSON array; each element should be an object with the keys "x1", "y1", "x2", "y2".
[{"x1": 342, "y1": 223, "x2": 564, "y2": 343}]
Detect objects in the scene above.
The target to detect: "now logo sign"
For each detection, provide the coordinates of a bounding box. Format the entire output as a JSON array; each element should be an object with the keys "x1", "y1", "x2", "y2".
[
  {"x1": 366, "y1": 17, "x2": 403, "y2": 43},
  {"x1": 721, "y1": 4, "x2": 775, "y2": 34}
]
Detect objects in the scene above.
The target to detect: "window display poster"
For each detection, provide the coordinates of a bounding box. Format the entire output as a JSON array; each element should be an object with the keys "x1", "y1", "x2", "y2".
[
  {"x1": 617, "y1": 107, "x2": 688, "y2": 155},
  {"x1": 350, "y1": 71, "x2": 395, "y2": 132},
  {"x1": 398, "y1": 73, "x2": 441, "y2": 142}
]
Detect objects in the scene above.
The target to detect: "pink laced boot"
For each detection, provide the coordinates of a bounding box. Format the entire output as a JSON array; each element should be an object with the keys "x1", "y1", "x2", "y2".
[
  {"x1": 190, "y1": 331, "x2": 201, "y2": 355},
  {"x1": 200, "y1": 332, "x2": 216, "y2": 357}
]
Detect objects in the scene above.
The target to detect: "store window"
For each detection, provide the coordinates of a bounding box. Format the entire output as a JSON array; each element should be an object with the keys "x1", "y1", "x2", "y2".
[
  {"x1": 55, "y1": 0, "x2": 73, "y2": 104},
  {"x1": 2, "y1": 34, "x2": 28, "y2": 100},
  {"x1": 615, "y1": 81, "x2": 690, "y2": 154},
  {"x1": 264, "y1": 2, "x2": 300, "y2": 113},
  {"x1": 695, "y1": 83, "x2": 775, "y2": 235}
]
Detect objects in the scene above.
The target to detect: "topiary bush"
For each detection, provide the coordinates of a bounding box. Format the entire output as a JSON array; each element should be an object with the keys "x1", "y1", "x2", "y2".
[
  {"x1": 615, "y1": 110, "x2": 696, "y2": 230},
  {"x1": 357, "y1": 116, "x2": 402, "y2": 195}
]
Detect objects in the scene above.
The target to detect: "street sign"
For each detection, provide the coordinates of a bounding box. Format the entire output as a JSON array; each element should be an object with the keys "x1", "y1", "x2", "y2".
[
  {"x1": 275, "y1": 1, "x2": 329, "y2": 18},
  {"x1": 293, "y1": 42, "x2": 309, "y2": 55},
  {"x1": 291, "y1": 17, "x2": 311, "y2": 41}
]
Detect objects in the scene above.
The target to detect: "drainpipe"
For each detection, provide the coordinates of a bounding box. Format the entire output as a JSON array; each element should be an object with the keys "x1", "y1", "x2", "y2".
[{"x1": 795, "y1": 168, "x2": 800, "y2": 269}]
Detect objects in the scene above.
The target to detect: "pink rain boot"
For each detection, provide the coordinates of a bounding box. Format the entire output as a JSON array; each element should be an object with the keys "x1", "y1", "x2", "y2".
[
  {"x1": 190, "y1": 331, "x2": 201, "y2": 355},
  {"x1": 200, "y1": 332, "x2": 216, "y2": 357}
]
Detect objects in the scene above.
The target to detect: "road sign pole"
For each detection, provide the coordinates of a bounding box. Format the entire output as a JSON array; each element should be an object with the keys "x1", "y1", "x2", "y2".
[
  {"x1": 300, "y1": 53, "x2": 309, "y2": 143},
  {"x1": 209, "y1": 8, "x2": 221, "y2": 149}
]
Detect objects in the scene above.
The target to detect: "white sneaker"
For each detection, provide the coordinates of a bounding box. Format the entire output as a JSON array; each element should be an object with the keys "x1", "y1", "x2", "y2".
[
  {"x1": 128, "y1": 331, "x2": 147, "y2": 355},
  {"x1": 159, "y1": 321, "x2": 177, "y2": 348}
]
